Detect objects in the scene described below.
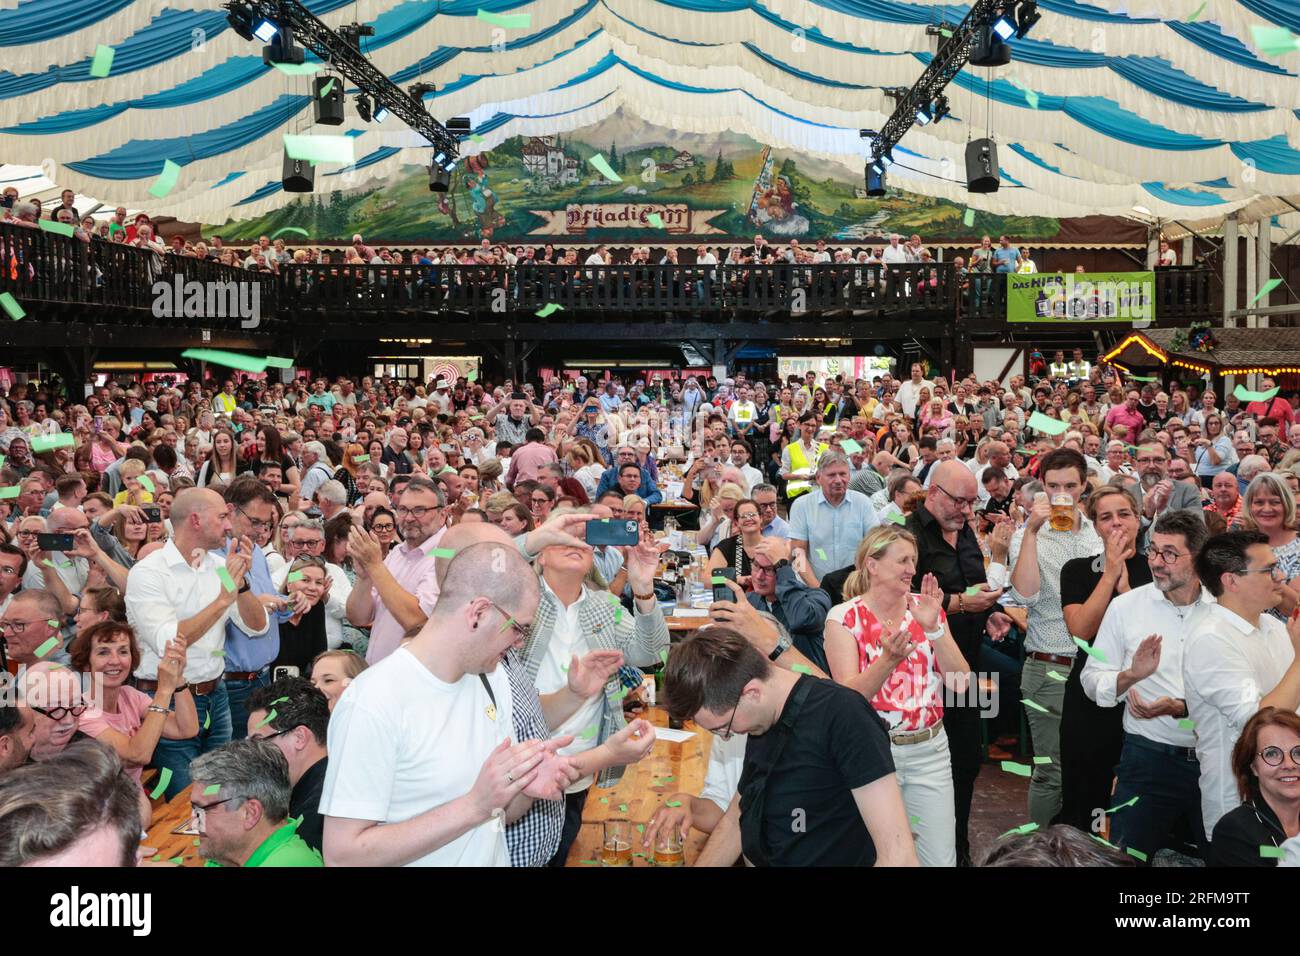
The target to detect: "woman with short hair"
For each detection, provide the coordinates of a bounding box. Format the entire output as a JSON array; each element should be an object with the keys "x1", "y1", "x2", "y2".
[{"x1": 1208, "y1": 707, "x2": 1300, "y2": 866}]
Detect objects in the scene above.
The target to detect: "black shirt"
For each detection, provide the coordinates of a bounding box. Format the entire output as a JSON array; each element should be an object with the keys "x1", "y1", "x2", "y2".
[
  {"x1": 739, "y1": 676, "x2": 895, "y2": 866},
  {"x1": 273, "y1": 603, "x2": 328, "y2": 675},
  {"x1": 819, "y1": 565, "x2": 854, "y2": 607},
  {"x1": 1209, "y1": 797, "x2": 1287, "y2": 867},
  {"x1": 1058, "y1": 554, "x2": 1153, "y2": 614},
  {"x1": 381, "y1": 445, "x2": 413, "y2": 476},
  {"x1": 290, "y1": 756, "x2": 329, "y2": 853},
  {"x1": 906, "y1": 505, "x2": 992, "y2": 662}
]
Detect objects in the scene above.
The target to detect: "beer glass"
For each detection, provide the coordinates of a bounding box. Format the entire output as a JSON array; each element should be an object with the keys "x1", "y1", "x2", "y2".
[
  {"x1": 1049, "y1": 494, "x2": 1074, "y2": 532},
  {"x1": 601, "y1": 820, "x2": 633, "y2": 866},
  {"x1": 654, "y1": 829, "x2": 685, "y2": 867}
]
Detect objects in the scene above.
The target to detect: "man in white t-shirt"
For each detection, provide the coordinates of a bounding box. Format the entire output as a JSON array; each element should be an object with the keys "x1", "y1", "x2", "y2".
[
  {"x1": 319, "y1": 542, "x2": 574, "y2": 866},
  {"x1": 896, "y1": 363, "x2": 926, "y2": 420},
  {"x1": 880, "y1": 234, "x2": 909, "y2": 264}
]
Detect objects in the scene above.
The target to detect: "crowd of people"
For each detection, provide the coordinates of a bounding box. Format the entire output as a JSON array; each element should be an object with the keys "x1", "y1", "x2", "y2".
[{"x1": 0, "y1": 347, "x2": 1298, "y2": 869}]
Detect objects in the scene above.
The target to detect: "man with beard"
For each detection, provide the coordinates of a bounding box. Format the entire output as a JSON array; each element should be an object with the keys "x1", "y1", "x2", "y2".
[{"x1": 1131, "y1": 443, "x2": 1203, "y2": 548}]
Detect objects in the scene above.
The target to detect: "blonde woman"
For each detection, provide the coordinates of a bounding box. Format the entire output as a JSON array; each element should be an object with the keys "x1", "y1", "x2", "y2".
[
  {"x1": 309, "y1": 648, "x2": 368, "y2": 711},
  {"x1": 1240, "y1": 472, "x2": 1300, "y2": 619},
  {"x1": 823, "y1": 525, "x2": 970, "y2": 867},
  {"x1": 697, "y1": 482, "x2": 746, "y2": 552}
]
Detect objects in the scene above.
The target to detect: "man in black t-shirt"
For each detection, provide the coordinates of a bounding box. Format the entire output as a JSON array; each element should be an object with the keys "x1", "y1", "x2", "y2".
[
  {"x1": 665, "y1": 627, "x2": 915, "y2": 866},
  {"x1": 246, "y1": 678, "x2": 330, "y2": 854}
]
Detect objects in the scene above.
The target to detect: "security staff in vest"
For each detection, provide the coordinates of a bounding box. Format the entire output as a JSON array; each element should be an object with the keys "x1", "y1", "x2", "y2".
[{"x1": 780, "y1": 412, "x2": 827, "y2": 505}]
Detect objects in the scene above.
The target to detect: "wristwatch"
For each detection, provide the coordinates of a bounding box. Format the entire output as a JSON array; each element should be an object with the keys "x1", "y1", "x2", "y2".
[
  {"x1": 769, "y1": 630, "x2": 792, "y2": 661},
  {"x1": 772, "y1": 558, "x2": 791, "y2": 573},
  {"x1": 238, "y1": 580, "x2": 251, "y2": 594}
]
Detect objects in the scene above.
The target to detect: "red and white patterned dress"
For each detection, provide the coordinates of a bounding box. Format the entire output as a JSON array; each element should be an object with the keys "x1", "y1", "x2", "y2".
[{"x1": 839, "y1": 595, "x2": 945, "y2": 732}]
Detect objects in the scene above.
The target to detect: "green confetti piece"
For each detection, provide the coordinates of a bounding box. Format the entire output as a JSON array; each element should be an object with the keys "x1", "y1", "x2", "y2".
[
  {"x1": 193, "y1": 838, "x2": 201, "y2": 846},
  {"x1": 270, "y1": 696, "x2": 289, "y2": 706},
  {"x1": 216, "y1": 567, "x2": 236, "y2": 592},
  {"x1": 1073, "y1": 636, "x2": 1107, "y2": 663},
  {"x1": 1251, "y1": 25, "x2": 1300, "y2": 57},
  {"x1": 283, "y1": 134, "x2": 354, "y2": 166},
  {"x1": 1025, "y1": 89, "x2": 1039, "y2": 110},
  {"x1": 168, "y1": 856, "x2": 184, "y2": 865},
  {"x1": 209, "y1": 649, "x2": 226, "y2": 657},
  {"x1": 476, "y1": 8, "x2": 531, "y2": 28},
  {"x1": 269, "y1": 228, "x2": 309, "y2": 241},
  {"x1": 1000, "y1": 760, "x2": 1032, "y2": 777},
  {"x1": 1107, "y1": 795, "x2": 1139, "y2": 813},
  {"x1": 38, "y1": 219, "x2": 76, "y2": 238},
  {"x1": 815, "y1": 548, "x2": 828, "y2": 561},
  {"x1": 659, "y1": 648, "x2": 669, "y2": 666},
  {"x1": 619, "y1": 803, "x2": 628, "y2": 812},
  {"x1": 588, "y1": 153, "x2": 623, "y2": 183},
  {"x1": 711, "y1": 576, "x2": 726, "y2": 585},
  {"x1": 1090, "y1": 833, "x2": 1117, "y2": 849},
  {"x1": 89, "y1": 44, "x2": 115, "y2": 78},
  {"x1": 636, "y1": 824, "x2": 645, "y2": 833},
  {"x1": 578, "y1": 859, "x2": 599, "y2": 865},
  {"x1": 353, "y1": 454, "x2": 370, "y2": 463},
  {"x1": 255, "y1": 708, "x2": 277, "y2": 729},
  {"x1": 272, "y1": 62, "x2": 321, "y2": 75},
  {"x1": 615, "y1": 607, "x2": 623, "y2": 624},
  {"x1": 428, "y1": 548, "x2": 457, "y2": 558},
  {"x1": 840, "y1": 439, "x2": 863, "y2": 455},
  {"x1": 203, "y1": 710, "x2": 211, "y2": 730},
  {"x1": 909, "y1": 815, "x2": 920, "y2": 826},
  {"x1": 560, "y1": 662, "x2": 569, "y2": 672},
  {"x1": 46, "y1": 619, "x2": 59, "y2": 627},
  {"x1": 499, "y1": 617, "x2": 515, "y2": 633},
  {"x1": 263, "y1": 356, "x2": 295, "y2": 371},
  {"x1": 1250, "y1": 278, "x2": 1282, "y2": 304},
  {"x1": 1234, "y1": 384, "x2": 1280, "y2": 403},
  {"x1": 999, "y1": 822, "x2": 1039, "y2": 838},
  {"x1": 34, "y1": 636, "x2": 58, "y2": 658},
  {"x1": 0, "y1": 293, "x2": 24, "y2": 321},
  {"x1": 148, "y1": 159, "x2": 182, "y2": 199},
  {"x1": 665, "y1": 800, "x2": 682, "y2": 807},
  {"x1": 657, "y1": 776, "x2": 675, "y2": 783},
  {"x1": 1033, "y1": 756, "x2": 1051, "y2": 765},
  {"x1": 887, "y1": 512, "x2": 906, "y2": 525},
  {"x1": 939, "y1": 27, "x2": 953, "y2": 37},
  {"x1": 319, "y1": 78, "x2": 336, "y2": 98},
  {"x1": 1127, "y1": 375, "x2": 1158, "y2": 383},
  {"x1": 610, "y1": 686, "x2": 628, "y2": 701},
  {"x1": 467, "y1": 370, "x2": 478, "y2": 382},
  {"x1": 535, "y1": 303, "x2": 564, "y2": 318},
  {"x1": 469, "y1": 133, "x2": 485, "y2": 143},
  {"x1": 1023, "y1": 698, "x2": 1049, "y2": 714},
  {"x1": 1178, "y1": 718, "x2": 1196, "y2": 730},
  {"x1": 203, "y1": 784, "x2": 221, "y2": 796},
  {"x1": 42, "y1": 559, "x2": 56, "y2": 569},
  {"x1": 1027, "y1": 410, "x2": 1068, "y2": 436},
  {"x1": 151, "y1": 854, "x2": 162, "y2": 863},
  {"x1": 287, "y1": 570, "x2": 304, "y2": 583},
  {"x1": 1046, "y1": 670, "x2": 1067, "y2": 682},
  {"x1": 598, "y1": 796, "x2": 609, "y2": 804},
  {"x1": 1187, "y1": 2, "x2": 1206, "y2": 22},
  {"x1": 578, "y1": 725, "x2": 598, "y2": 740},
  {"x1": 138, "y1": 474, "x2": 155, "y2": 494},
  {"x1": 965, "y1": 585, "x2": 983, "y2": 595},
  {"x1": 31, "y1": 432, "x2": 75, "y2": 452},
  {"x1": 180, "y1": 348, "x2": 268, "y2": 373},
  {"x1": 791, "y1": 664, "x2": 814, "y2": 674},
  {"x1": 647, "y1": 213, "x2": 665, "y2": 228},
  {"x1": 962, "y1": 208, "x2": 975, "y2": 227},
  {"x1": 148, "y1": 767, "x2": 173, "y2": 799},
  {"x1": 1260, "y1": 845, "x2": 1285, "y2": 859},
  {"x1": 1126, "y1": 847, "x2": 1148, "y2": 862}
]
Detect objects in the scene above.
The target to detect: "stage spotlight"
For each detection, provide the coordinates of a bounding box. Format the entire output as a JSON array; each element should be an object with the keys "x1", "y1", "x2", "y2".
[
  {"x1": 933, "y1": 94, "x2": 950, "y2": 122},
  {"x1": 225, "y1": 2, "x2": 254, "y2": 41},
  {"x1": 262, "y1": 24, "x2": 303, "y2": 65},
  {"x1": 429, "y1": 164, "x2": 452, "y2": 192},
  {"x1": 355, "y1": 93, "x2": 372, "y2": 122},
  {"x1": 373, "y1": 104, "x2": 390, "y2": 123},
  {"x1": 1016, "y1": 1, "x2": 1041, "y2": 37},
  {"x1": 916, "y1": 105, "x2": 933, "y2": 126},
  {"x1": 407, "y1": 82, "x2": 437, "y2": 103},
  {"x1": 865, "y1": 161, "x2": 886, "y2": 197},
  {"x1": 446, "y1": 117, "x2": 472, "y2": 132},
  {"x1": 877, "y1": 150, "x2": 894, "y2": 169},
  {"x1": 991, "y1": 15, "x2": 1016, "y2": 41},
  {"x1": 339, "y1": 22, "x2": 375, "y2": 50},
  {"x1": 253, "y1": 18, "x2": 278, "y2": 42}
]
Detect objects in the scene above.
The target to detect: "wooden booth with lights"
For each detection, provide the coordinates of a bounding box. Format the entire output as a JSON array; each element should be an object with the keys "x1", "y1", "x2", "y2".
[{"x1": 1101, "y1": 328, "x2": 1300, "y2": 394}]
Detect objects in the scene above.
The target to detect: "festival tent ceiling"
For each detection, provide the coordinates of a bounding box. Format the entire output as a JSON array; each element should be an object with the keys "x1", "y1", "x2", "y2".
[{"x1": 3, "y1": 0, "x2": 1300, "y2": 230}]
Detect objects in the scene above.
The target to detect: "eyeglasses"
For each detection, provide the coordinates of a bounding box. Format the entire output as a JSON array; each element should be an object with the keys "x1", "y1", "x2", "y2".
[
  {"x1": 370, "y1": 522, "x2": 396, "y2": 532},
  {"x1": 233, "y1": 505, "x2": 272, "y2": 532},
  {"x1": 0, "y1": 619, "x2": 52, "y2": 634},
  {"x1": 531, "y1": 497, "x2": 550, "y2": 506},
  {"x1": 1258, "y1": 745, "x2": 1300, "y2": 767},
  {"x1": 702, "y1": 693, "x2": 743, "y2": 740},
  {"x1": 935, "y1": 484, "x2": 978, "y2": 511},
  {"x1": 1148, "y1": 548, "x2": 1188, "y2": 565},
  {"x1": 487, "y1": 601, "x2": 533, "y2": 642},
  {"x1": 1237, "y1": 563, "x2": 1284, "y2": 581},
  {"x1": 394, "y1": 505, "x2": 439, "y2": 519},
  {"x1": 32, "y1": 703, "x2": 87, "y2": 721},
  {"x1": 754, "y1": 501, "x2": 778, "y2": 512},
  {"x1": 190, "y1": 795, "x2": 240, "y2": 831}
]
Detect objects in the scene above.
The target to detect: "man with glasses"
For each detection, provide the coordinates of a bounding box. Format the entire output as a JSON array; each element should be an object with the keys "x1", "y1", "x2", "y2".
[
  {"x1": 125, "y1": 488, "x2": 267, "y2": 798},
  {"x1": 190, "y1": 738, "x2": 322, "y2": 867},
  {"x1": 1132, "y1": 442, "x2": 1203, "y2": 549},
  {"x1": 246, "y1": 677, "x2": 330, "y2": 853},
  {"x1": 0, "y1": 590, "x2": 69, "y2": 669},
  {"x1": 19, "y1": 662, "x2": 87, "y2": 761},
  {"x1": 666, "y1": 626, "x2": 916, "y2": 867},
  {"x1": 219, "y1": 478, "x2": 293, "y2": 741},
  {"x1": 594, "y1": 445, "x2": 643, "y2": 499},
  {"x1": 345, "y1": 476, "x2": 448, "y2": 665},
  {"x1": 271, "y1": 517, "x2": 352, "y2": 653},
  {"x1": 751, "y1": 484, "x2": 790, "y2": 539},
  {"x1": 1184, "y1": 530, "x2": 1300, "y2": 841},
  {"x1": 1081, "y1": 511, "x2": 1212, "y2": 860}
]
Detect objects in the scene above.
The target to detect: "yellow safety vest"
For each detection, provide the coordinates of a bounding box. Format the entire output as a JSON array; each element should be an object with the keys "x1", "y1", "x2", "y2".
[{"x1": 786, "y1": 440, "x2": 827, "y2": 498}]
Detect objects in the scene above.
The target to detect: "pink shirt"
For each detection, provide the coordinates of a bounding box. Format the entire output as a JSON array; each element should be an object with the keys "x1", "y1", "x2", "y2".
[
  {"x1": 79, "y1": 685, "x2": 153, "y2": 784},
  {"x1": 1104, "y1": 405, "x2": 1146, "y2": 436},
  {"x1": 365, "y1": 527, "x2": 445, "y2": 664},
  {"x1": 505, "y1": 441, "x2": 558, "y2": 487}
]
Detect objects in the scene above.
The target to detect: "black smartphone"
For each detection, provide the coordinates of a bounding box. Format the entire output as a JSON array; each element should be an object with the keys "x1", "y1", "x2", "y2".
[
  {"x1": 142, "y1": 505, "x2": 162, "y2": 524},
  {"x1": 585, "y1": 518, "x2": 640, "y2": 547},
  {"x1": 272, "y1": 665, "x2": 300, "y2": 682},
  {"x1": 712, "y1": 567, "x2": 737, "y2": 604},
  {"x1": 36, "y1": 533, "x2": 75, "y2": 552}
]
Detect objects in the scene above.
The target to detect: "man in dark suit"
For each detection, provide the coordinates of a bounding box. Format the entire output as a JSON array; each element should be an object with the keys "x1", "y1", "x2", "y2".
[{"x1": 1130, "y1": 442, "x2": 1204, "y2": 548}]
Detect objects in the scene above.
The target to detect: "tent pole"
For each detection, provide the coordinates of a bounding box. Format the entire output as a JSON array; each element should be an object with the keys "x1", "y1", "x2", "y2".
[
  {"x1": 1222, "y1": 212, "x2": 1238, "y2": 398},
  {"x1": 1257, "y1": 219, "x2": 1272, "y2": 329}
]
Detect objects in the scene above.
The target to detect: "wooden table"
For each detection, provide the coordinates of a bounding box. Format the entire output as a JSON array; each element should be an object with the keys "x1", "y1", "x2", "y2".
[
  {"x1": 566, "y1": 706, "x2": 713, "y2": 866},
  {"x1": 651, "y1": 501, "x2": 699, "y2": 513},
  {"x1": 663, "y1": 611, "x2": 710, "y2": 635},
  {"x1": 143, "y1": 789, "x2": 207, "y2": 867}
]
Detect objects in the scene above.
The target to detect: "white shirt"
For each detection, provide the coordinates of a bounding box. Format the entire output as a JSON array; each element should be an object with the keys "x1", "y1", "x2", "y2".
[
  {"x1": 319, "y1": 646, "x2": 513, "y2": 867},
  {"x1": 975, "y1": 462, "x2": 1019, "y2": 503},
  {"x1": 881, "y1": 245, "x2": 908, "y2": 264},
  {"x1": 1081, "y1": 583, "x2": 1214, "y2": 747},
  {"x1": 896, "y1": 379, "x2": 924, "y2": 419},
  {"x1": 533, "y1": 581, "x2": 604, "y2": 792},
  {"x1": 22, "y1": 553, "x2": 89, "y2": 598},
  {"x1": 1183, "y1": 601, "x2": 1296, "y2": 839},
  {"x1": 729, "y1": 400, "x2": 757, "y2": 429},
  {"x1": 271, "y1": 561, "x2": 353, "y2": 649},
  {"x1": 124, "y1": 539, "x2": 269, "y2": 682},
  {"x1": 700, "y1": 732, "x2": 747, "y2": 812}
]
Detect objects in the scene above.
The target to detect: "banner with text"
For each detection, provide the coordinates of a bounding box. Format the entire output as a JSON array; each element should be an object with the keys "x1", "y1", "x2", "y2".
[{"x1": 1007, "y1": 271, "x2": 1156, "y2": 323}]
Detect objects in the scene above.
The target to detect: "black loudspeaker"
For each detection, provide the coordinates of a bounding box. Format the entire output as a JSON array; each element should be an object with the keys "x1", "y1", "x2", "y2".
[
  {"x1": 313, "y1": 75, "x2": 344, "y2": 125},
  {"x1": 965, "y1": 138, "x2": 1000, "y2": 193},
  {"x1": 970, "y1": 24, "x2": 1012, "y2": 67},
  {"x1": 865, "y1": 163, "x2": 886, "y2": 197},
  {"x1": 282, "y1": 149, "x2": 315, "y2": 193}
]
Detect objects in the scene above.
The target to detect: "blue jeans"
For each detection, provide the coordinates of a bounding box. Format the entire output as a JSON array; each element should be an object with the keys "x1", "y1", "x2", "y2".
[
  {"x1": 1109, "y1": 733, "x2": 1205, "y2": 860},
  {"x1": 152, "y1": 682, "x2": 233, "y2": 799},
  {"x1": 224, "y1": 669, "x2": 271, "y2": 741}
]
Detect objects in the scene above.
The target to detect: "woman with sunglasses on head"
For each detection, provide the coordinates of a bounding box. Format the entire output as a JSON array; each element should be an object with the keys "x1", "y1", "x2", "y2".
[
  {"x1": 1208, "y1": 707, "x2": 1300, "y2": 866},
  {"x1": 823, "y1": 525, "x2": 970, "y2": 866},
  {"x1": 268, "y1": 556, "x2": 332, "y2": 678},
  {"x1": 73, "y1": 621, "x2": 197, "y2": 784}
]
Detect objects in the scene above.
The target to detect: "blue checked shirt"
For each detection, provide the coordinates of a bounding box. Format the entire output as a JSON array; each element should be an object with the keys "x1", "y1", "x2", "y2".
[{"x1": 503, "y1": 652, "x2": 565, "y2": 867}]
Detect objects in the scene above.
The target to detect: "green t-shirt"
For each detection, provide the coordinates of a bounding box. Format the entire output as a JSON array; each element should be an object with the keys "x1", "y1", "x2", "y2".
[{"x1": 204, "y1": 819, "x2": 323, "y2": 868}]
